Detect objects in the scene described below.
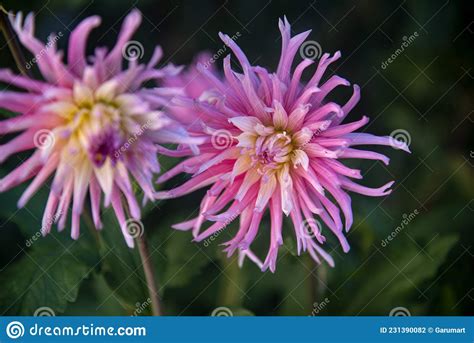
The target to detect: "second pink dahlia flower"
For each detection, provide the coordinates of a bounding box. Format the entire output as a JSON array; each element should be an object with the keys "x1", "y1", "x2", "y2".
[
  {"x1": 0, "y1": 10, "x2": 200, "y2": 246},
  {"x1": 158, "y1": 18, "x2": 409, "y2": 272}
]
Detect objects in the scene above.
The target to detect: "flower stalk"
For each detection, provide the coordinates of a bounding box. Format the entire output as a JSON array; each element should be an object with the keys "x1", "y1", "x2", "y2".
[
  {"x1": 0, "y1": 6, "x2": 31, "y2": 77},
  {"x1": 136, "y1": 233, "x2": 163, "y2": 316}
]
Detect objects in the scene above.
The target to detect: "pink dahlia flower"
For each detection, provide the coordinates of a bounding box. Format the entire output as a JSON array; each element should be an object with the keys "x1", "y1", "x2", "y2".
[
  {"x1": 158, "y1": 18, "x2": 410, "y2": 272},
  {"x1": 0, "y1": 10, "x2": 199, "y2": 247}
]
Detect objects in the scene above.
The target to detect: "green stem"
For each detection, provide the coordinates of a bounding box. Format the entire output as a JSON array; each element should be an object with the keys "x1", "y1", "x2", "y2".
[
  {"x1": 0, "y1": 6, "x2": 32, "y2": 77},
  {"x1": 307, "y1": 255, "x2": 327, "y2": 309},
  {"x1": 218, "y1": 255, "x2": 243, "y2": 307},
  {"x1": 137, "y1": 234, "x2": 163, "y2": 316}
]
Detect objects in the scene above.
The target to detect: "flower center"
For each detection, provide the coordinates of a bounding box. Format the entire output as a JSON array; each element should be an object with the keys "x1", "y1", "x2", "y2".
[
  {"x1": 46, "y1": 80, "x2": 147, "y2": 168},
  {"x1": 251, "y1": 130, "x2": 293, "y2": 173}
]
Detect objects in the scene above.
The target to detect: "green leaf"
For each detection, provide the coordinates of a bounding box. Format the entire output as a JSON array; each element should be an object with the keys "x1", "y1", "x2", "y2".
[
  {"x1": 0, "y1": 242, "x2": 91, "y2": 315},
  {"x1": 342, "y1": 233, "x2": 459, "y2": 315},
  {"x1": 162, "y1": 232, "x2": 213, "y2": 288},
  {"x1": 98, "y1": 210, "x2": 149, "y2": 310}
]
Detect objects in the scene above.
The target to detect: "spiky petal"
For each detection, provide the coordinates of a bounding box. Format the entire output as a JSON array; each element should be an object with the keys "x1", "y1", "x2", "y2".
[{"x1": 158, "y1": 18, "x2": 409, "y2": 272}]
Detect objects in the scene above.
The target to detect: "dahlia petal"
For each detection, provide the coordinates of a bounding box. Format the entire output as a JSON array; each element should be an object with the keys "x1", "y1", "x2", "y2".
[
  {"x1": 0, "y1": 129, "x2": 36, "y2": 163},
  {"x1": 272, "y1": 100, "x2": 289, "y2": 129},
  {"x1": 110, "y1": 187, "x2": 135, "y2": 248},
  {"x1": 255, "y1": 174, "x2": 277, "y2": 212},
  {"x1": 344, "y1": 133, "x2": 411, "y2": 153},
  {"x1": 231, "y1": 154, "x2": 252, "y2": 181},
  {"x1": 292, "y1": 127, "x2": 313, "y2": 146},
  {"x1": 294, "y1": 177, "x2": 323, "y2": 214},
  {"x1": 196, "y1": 148, "x2": 240, "y2": 175},
  {"x1": 322, "y1": 116, "x2": 369, "y2": 136},
  {"x1": 115, "y1": 163, "x2": 141, "y2": 219},
  {"x1": 317, "y1": 75, "x2": 350, "y2": 101},
  {"x1": 228, "y1": 116, "x2": 262, "y2": 133},
  {"x1": 157, "y1": 153, "x2": 213, "y2": 183},
  {"x1": 319, "y1": 177, "x2": 353, "y2": 232},
  {"x1": 191, "y1": 193, "x2": 218, "y2": 238},
  {"x1": 305, "y1": 143, "x2": 341, "y2": 159},
  {"x1": 289, "y1": 199, "x2": 307, "y2": 254},
  {"x1": 323, "y1": 158, "x2": 362, "y2": 179},
  {"x1": 291, "y1": 149, "x2": 309, "y2": 170},
  {"x1": 236, "y1": 132, "x2": 257, "y2": 148},
  {"x1": 56, "y1": 178, "x2": 73, "y2": 231},
  {"x1": 239, "y1": 209, "x2": 265, "y2": 250},
  {"x1": 105, "y1": 9, "x2": 142, "y2": 74},
  {"x1": 286, "y1": 59, "x2": 314, "y2": 105},
  {"x1": 307, "y1": 239, "x2": 335, "y2": 267},
  {"x1": 341, "y1": 84, "x2": 361, "y2": 120},
  {"x1": 262, "y1": 191, "x2": 284, "y2": 272},
  {"x1": 204, "y1": 178, "x2": 242, "y2": 216},
  {"x1": 219, "y1": 32, "x2": 252, "y2": 72},
  {"x1": 171, "y1": 218, "x2": 196, "y2": 231},
  {"x1": 299, "y1": 200, "x2": 325, "y2": 244},
  {"x1": 195, "y1": 190, "x2": 256, "y2": 243},
  {"x1": 89, "y1": 174, "x2": 103, "y2": 229},
  {"x1": 41, "y1": 192, "x2": 59, "y2": 235},
  {"x1": 206, "y1": 186, "x2": 257, "y2": 223},
  {"x1": 277, "y1": 164, "x2": 294, "y2": 215},
  {"x1": 68, "y1": 16, "x2": 101, "y2": 75},
  {"x1": 0, "y1": 69, "x2": 49, "y2": 92},
  {"x1": 223, "y1": 205, "x2": 254, "y2": 256},
  {"x1": 235, "y1": 169, "x2": 261, "y2": 201},
  {"x1": 0, "y1": 91, "x2": 42, "y2": 112},
  {"x1": 238, "y1": 249, "x2": 264, "y2": 270},
  {"x1": 242, "y1": 66, "x2": 271, "y2": 123},
  {"x1": 341, "y1": 178, "x2": 395, "y2": 197},
  {"x1": 18, "y1": 154, "x2": 59, "y2": 208},
  {"x1": 0, "y1": 153, "x2": 41, "y2": 192},
  {"x1": 72, "y1": 164, "x2": 92, "y2": 226},
  {"x1": 307, "y1": 51, "x2": 342, "y2": 89},
  {"x1": 305, "y1": 102, "x2": 342, "y2": 124},
  {"x1": 338, "y1": 148, "x2": 390, "y2": 165},
  {"x1": 156, "y1": 163, "x2": 232, "y2": 199},
  {"x1": 94, "y1": 159, "x2": 114, "y2": 206}
]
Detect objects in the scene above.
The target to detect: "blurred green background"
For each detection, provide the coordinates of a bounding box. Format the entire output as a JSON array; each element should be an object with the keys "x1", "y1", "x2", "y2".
[{"x1": 0, "y1": 0, "x2": 472, "y2": 316}]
